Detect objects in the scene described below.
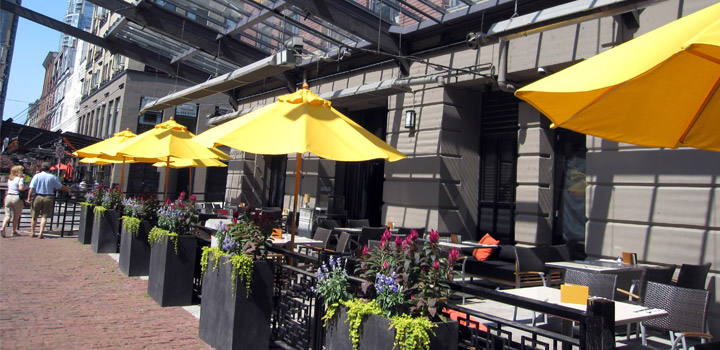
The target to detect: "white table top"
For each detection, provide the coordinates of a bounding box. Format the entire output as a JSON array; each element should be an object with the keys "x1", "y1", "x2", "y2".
[
  {"x1": 502, "y1": 286, "x2": 667, "y2": 325},
  {"x1": 271, "y1": 234, "x2": 324, "y2": 247},
  {"x1": 439, "y1": 242, "x2": 498, "y2": 250},
  {"x1": 204, "y1": 218, "x2": 233, "y2": 230},
  {"x1": 545, "y1": 259, "x2": 662, "y2": 273}
]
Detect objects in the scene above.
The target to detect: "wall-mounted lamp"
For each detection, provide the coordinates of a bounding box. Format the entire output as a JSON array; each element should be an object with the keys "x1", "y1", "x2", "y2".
[{"x1": 405, "y1": 110, "x2": 416, "y2": 129}]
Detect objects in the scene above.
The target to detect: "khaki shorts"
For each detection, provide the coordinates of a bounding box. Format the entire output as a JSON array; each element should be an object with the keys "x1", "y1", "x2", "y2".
[
  {"x1": 4, "y1": 194, "x2": 23, "y2": 219},
  {"x1": 31, "y1": 195, "x2": 54, "y2": 219}
]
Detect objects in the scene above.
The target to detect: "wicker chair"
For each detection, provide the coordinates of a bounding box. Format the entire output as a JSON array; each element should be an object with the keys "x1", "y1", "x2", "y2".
[
  {"x1": 676, "y1": 263, "x2": 711, "y2": 290},
  {"x1": 564, "y1": 269, "x2": 617, "y2": 300},
  {"x1": 347, "y1": 219, "x2": 370, "y2": 228},
  {"x1": 641, "y1": 282, "x2": 712, "y2": 350}
]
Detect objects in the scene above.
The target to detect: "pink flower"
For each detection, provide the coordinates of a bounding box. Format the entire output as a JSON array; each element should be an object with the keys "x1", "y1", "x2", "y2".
[
  {"x1": 448, "y1": 248, "x2": 460, "y2": 265},
  {"x1": 380, "y1": 235, "x2": 387, "y2": 248},
  {"x1": 408, "y1": 229, "x2": 419, "y2": 241},
  {"x1": 189, "y1": 195, "x2": 196, "y2": 201},
  {"x1": 395, "y1": 235, "x2": 403, "y2": 248},
  {"x1": 362, "y1": 244, "x2": 370, "y2": 256},
  {"x1": 178, "y1": 192, "x2": 186, "y2": 201},
  {"x1": 382, "y1": 229, "x2": 392, "y2": 243},
  {"x1": 170, "y1": 204, "x2": 175, "y2": 210},
  {"x1": 433, "y1": 260, "x2": 440, "y2": 270},
  {"x1": 428, "y1": 229, "x2": 439, "y2": 243},
  {"x1": 382, "y1": 260, "x2": 388, "y2": 270}
]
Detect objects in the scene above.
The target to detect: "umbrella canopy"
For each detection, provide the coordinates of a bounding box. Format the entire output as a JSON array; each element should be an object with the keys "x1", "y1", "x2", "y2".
[
  {"x1": 72, "y1": 129, "x2": 138, "y2": 161},
  {"x1": 515, "y1": 2, "x2": 720, "y2": 152},
  {"x1": 80, "y1": 157, "x2": 137, "y2": 166},
  {"x1": 107, "y1": 118, "x2": 231, "y2": 198},
  {"x1": 193, "y1": 84, "x2": 406, "y2": 249},
  {"x1": 152, "y1": 158, "x2": 227, "y2": 169},
  {"x1": 109, "y1": 118, "x2": 231, "y2": 161},
  {"x1": 193, "y1": 86, "x2": 406, "y2": 162}
]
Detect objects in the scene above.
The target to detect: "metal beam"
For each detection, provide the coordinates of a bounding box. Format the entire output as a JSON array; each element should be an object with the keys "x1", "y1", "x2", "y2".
[
  {"x1": 1, "y1": 0, "x2": 211, "y2": 84},
  {"x1": 284, "y1": 0, "x2": 399, "y2": 54},
  {"x1": 87, "y1": 0, "x2": 267, "y2": 66},
  {"x1": 140, "y1": 49, "x2": 296, "y2": 113},
  {"x1": 221, "y1": 1, "x2": 288, "y2": 39}
]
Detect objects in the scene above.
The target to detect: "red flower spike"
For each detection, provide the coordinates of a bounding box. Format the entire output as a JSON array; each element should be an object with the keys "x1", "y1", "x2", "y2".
[
  {"x1": 429, "y1": 229, "x2": 439, "y2": 243},
  {"x1": 395, "y1": 235, "x2": 403, "y2": 248},
  {"x1": 433, "y1": 260, "x2": 440, "y2": 270},
  {"x1": 362, "y1": 244, "x2": 370, "y2": 256}
]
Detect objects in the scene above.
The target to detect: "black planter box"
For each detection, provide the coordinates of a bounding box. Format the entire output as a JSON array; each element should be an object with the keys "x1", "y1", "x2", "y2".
[
  {"x1": 147, "y1": 234, "x2": 197, "y2": 307},
  {"x1": 77, "y1": 205, "x2": 94, "y2": 244},
  {"x1": 118, "y1": 220, "x2": 153, "y2": 276},
  {"x1": 326, "y1": 306, "x2": 458, "y2": 350},
  {"x1": 90, "y1": 209, "x2": 121, "y2": 253},
  {"x1": 199, "y1": 255, "x2": 274, "y2": 350}
]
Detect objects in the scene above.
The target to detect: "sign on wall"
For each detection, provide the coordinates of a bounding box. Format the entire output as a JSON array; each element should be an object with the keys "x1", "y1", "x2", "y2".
[{"x1": 175, "y1": 103, "x2": 198, "y2": 118}]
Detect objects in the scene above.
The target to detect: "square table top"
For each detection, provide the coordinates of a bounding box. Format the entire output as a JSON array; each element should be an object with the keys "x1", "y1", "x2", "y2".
[
  {"x1": 271, "y1": 234, "x2": 324, "y2": 247},
  {"x1": 501, "y1": 286, "x2": 667, "y2": 325},
  {"x1": 545, "y1": 259, "x2": 663, "y2": 273}
]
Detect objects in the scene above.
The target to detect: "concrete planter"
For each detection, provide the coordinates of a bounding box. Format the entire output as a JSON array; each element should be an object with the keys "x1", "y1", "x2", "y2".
[
  {"x1": 77, "y1": 205, "x2": 94, "y2": 244},
  {"x1": 147, "y1": 234, "x2": 197, "y2": 307},
  {"x1": 326, "y1": 306, "x2": 458, "y2": 350},
  {"x1": 198, "y1": 254, "x2": 274, "y2": 350},
  {"x1": 118, "y1": 220, "x2": 153, "y2": 276},
  {"x1": 90, "y1": 209, "x2": 121, "y2": 253}
]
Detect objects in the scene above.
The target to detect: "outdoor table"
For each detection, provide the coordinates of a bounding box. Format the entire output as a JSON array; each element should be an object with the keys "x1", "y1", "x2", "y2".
[
  {"x1": 502, "y1": 285, "x2": 667, "y2": 346},
  {"x1": 204, "y1": 218, "x2": 233, "y2": 231},
  {"x1": 545, "y1": 259, "x2": 665, "y2": 299},
  {"x1": 271, "y1": 233, "x2": 324, "y2": 249}
]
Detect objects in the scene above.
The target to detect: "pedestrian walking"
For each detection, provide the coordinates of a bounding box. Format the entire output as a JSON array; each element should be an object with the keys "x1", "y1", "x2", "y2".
[
  {"x1": 26, "y1": 162, "x2": 72, "y2": 239},
  {"x1": 1, "y1": 165, "x2": 27, "y2": 237}
]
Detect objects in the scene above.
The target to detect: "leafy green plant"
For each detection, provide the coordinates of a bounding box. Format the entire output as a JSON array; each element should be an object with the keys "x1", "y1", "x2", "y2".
[
  {"x1": 200, "y1": 246, "x2": 227, "y2": 275},
  {"x1": 342, "y1": 298, "x2": 383, "y2": 350},
  {"x1": 228, "y1": 253, "x2": 253, "y2": 296},
  {"x1": 155, "y1": 192, "x2": 199, "y2": 236},
  {"x1": 390, "y1": 314, "x2": 436, "y2": 350},
  {"x1": 148, "y1": 226, "x2": 178, "y2": 253},
  {"x1": 93, "y1": 205, "x2": 107, "y2": 219},
  {"x1": 102, "y1": 185, "x2": 123, "y2": 211},
  {"x1": 122, "y1": 216, "x2": 141, "y2": 235}
]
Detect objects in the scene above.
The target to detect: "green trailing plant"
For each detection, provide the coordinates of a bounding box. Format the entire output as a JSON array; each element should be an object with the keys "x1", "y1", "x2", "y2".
[
  {"x1": 148, "y1": 226, "x2": 179, "y2": 253},
  {"x1": 122, "y1": 216, "x2": 141, "y2": 235},
  {"x1": 93, "y1": 205, "x2": 107, "y2": 219},
  {"x1": 342, "y1": 299, "x2": 382, "y2": 350},
  {"x1": 227, "y1": 253, "x2": 253, "y2": 296},
  {"x1": 200, "y1": 246, "x2": 227, "y2": 275},
  {"x1": 390, "y1": 314, "x2": 436, "y2": 350}
]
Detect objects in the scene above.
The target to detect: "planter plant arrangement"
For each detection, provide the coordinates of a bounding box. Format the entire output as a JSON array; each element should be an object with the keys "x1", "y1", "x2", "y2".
[
  {"x1": 77, "y1": 187, "x2": 102, "y2": 244},
  {"x1": 90, "y1": 185, "x2": 123, "y2": 253},
  {"x1": 118, "y1": 194, "x2": 159, "y2": 276},
  {"x1": 200, "y1": 207, "x2": 278, "y2": 294},
  {"x1": 146, "y1": 192, "x2": 200, "y2": 307},
  {"x1": 198, "y1": 207, "x2": 279, "y2": 350},
  {"x1": 319, "y1": 229, "x2": 461, "y2": 350},
  {"x1": 148, "y1": 192, "x2": 199, "y2": 252}
]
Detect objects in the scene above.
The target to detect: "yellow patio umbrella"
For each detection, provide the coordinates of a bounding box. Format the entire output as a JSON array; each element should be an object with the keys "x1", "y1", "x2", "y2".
[
  {"x1": 73, "y1": 129, "x2": 141, "y2": 191},
  {"x1": 193, "y1": 84, "x2": 406, "y2": 248},
  {"x1": 106, "y1": 118, "x2": 231, "y2": 198},
  {"x1": 515, "y1": 2, "x2": 720, "y2": 152}
]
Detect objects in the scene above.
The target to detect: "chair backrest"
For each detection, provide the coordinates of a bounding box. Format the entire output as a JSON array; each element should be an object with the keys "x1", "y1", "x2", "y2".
[
  {"x1": 312, "y1": 227, "x2": 332, "y2": 249},
  {"x1": 564, "y1": 269, "x2": 618, "y2": 300},
  {"x1": 643, "y1": 281, "x2": 710, "y2": 333},
  {"x1": 359, "y1": 227, "x2": 386, "y2": 247},
  {"x1": 397, "y1": 227, "x2": 426, "y2": 236},
  {"x1": 676, "y1": 263, "x2": 711, "y2": 290},
  {"x1": 367, "y1": 239, "x2": 381, "y2": 250},
  {"x1": 638, "y1": 265, "x2": 676, "y2": 301},
  {"x1": 515, "y1": 247, "x2": 546, "y2": 274},
  {"x1": 319, "y1": 219, "x2": 340, "y2": 229},
  {"x1": 335, "y1": 232, "x2": 351, "y2": 253},
  {"x1": 347, "y1": 219, "x2": 370, "y2": 228}
]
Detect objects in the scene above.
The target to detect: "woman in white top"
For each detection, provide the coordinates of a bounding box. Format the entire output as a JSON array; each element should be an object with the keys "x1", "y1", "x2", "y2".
[{"x1": 2, "y1": 165, "x2": 27, "y2": 237}]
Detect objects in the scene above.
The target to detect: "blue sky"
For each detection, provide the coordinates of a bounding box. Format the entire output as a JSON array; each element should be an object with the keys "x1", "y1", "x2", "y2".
[{"x1": 3, "y1": 1, "x2": 67, "y2": 122}]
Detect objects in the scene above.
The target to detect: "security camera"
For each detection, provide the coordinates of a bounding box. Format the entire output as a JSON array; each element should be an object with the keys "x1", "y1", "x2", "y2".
[{"x1": 537, "y1": 67, "x2": 548, "y2": 75}]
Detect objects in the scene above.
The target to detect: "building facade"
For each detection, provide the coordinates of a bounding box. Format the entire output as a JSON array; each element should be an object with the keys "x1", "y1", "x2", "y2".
[{"x1": 0, "y1": 0, "x2": 21, "y2": 120}]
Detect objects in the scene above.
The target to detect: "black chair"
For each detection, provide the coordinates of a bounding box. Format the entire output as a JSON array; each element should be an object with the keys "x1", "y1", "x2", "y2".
[
  {"x1": 640, "y1": 282, "x2": 712, "y2": 350},
  {"x1": 676, "y1": 263, "x2": 711, "y2": 290},
  {"x1": 358, "y1": 227, "x2": 386, "y2": 248},
  {"x1": 334, "y1": 232, "x2": 353, "y2": 254},
  {"x1": 564, "y1": 269, "x2": 617, "y2": 300},
  {"x1": 617, "y1": 265, "x2": 677, "y2": 340},
  {"x1": 347, "y1": 219, "x2": 370, "y2": 228},
  {"x1": 318, "y1": 219, "x2": 341, "y2": 230},
  {"x1": 397, "y1": 227, "x2": 426, "y2": 236}
]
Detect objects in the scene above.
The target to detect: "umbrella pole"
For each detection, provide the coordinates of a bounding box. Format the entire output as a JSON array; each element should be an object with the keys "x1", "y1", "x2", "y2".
[
  {"x1": 120, "y1": 157, "x2": 126, "y2": 195},
  {"x1": 164, "y1": 156, "x2": 170, "y2": 200},
  {"x1": 290, "y1": 153, "x2": 302, "y2": 252},
  {"x1": 189, "y1": 167, "x2": 193, "y2": 196}
]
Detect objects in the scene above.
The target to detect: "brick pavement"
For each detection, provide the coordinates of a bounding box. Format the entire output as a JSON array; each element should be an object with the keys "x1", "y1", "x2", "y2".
[{"x1": 0, "y1": 232, "x2": 212, "y2": 349}]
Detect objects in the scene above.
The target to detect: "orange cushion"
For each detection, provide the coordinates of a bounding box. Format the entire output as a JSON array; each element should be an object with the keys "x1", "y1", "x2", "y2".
[
  {"x1": 472, "y1": 233, "x2": 499, "y2": 261},
  {"x1": 443, "y1": 308, "x2": 488, "y2": 332}
]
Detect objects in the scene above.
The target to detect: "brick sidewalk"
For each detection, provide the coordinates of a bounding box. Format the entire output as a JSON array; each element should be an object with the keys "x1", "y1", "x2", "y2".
[{"x1": 0, "y1": 233, "x2": 212, "y2": 349}]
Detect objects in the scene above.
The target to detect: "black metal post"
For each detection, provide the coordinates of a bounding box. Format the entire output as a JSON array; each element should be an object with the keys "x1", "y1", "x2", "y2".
[{"x1": 580, "y1": 298, "x2": 615, "y2": 350}]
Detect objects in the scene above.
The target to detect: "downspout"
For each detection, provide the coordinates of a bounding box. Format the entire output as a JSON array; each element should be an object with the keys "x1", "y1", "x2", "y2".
[{"x1": 497, "y1": 40, "x2": 516, "y2": 92}]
